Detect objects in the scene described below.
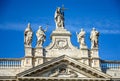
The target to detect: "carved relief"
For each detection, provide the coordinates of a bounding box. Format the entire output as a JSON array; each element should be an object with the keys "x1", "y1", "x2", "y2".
[
  {"x1": 49, "y1": 66, "x2": 78, "y2": 77},
  {"x1": 56, "y1": 40, "x2": 67, "y2": 49},
  {"x1": 52, "y1": 39, "x2": 70, "y2": 49}
]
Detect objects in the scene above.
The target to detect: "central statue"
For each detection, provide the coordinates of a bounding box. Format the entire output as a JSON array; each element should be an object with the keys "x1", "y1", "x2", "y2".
[{"x1": 54, "y1": 7, "x2": 64, "y2": 29}]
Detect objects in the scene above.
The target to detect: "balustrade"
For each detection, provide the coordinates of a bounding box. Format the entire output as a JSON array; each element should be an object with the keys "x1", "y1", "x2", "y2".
[
  {"x1": 101, "y1": 60, "x2": 120, "y2": 73},
  {"x1": 0, "y1": 58, "x2": 22, "y2": 68}
]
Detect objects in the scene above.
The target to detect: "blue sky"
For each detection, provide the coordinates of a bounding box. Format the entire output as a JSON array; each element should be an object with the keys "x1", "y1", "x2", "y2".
[{"x1": 0, "y1": 0, "x2": 120, "y2": 60}]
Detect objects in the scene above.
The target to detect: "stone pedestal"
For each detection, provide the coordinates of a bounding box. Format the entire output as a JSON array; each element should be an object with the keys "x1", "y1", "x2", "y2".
[
  {"x1": 24, "y1": 46, "x2": 33, "y2": 57},
  {"x1": 34, "y1": 47, "x2": 44, "y2": 56},
  {"x1": 34, "y1": 47, "x2": 44, "y2": 66},
  {"x1": 90, "y1": 48, "x2": 101, "y2": 70},
  {"x1": 24, "y1": 57, "x2": 33, "y2": 68},
  {"x1": 80, "y1": 48, "x2": 89, "y2": 65},
  {"x1": 24, "y1": 46, "x2": 33, "y2": 69}
]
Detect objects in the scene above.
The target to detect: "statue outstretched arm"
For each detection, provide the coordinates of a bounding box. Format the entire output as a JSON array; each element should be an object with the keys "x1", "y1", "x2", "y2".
[{"x1": 44, "y1": 26, "x2": 48, "y2": 32}]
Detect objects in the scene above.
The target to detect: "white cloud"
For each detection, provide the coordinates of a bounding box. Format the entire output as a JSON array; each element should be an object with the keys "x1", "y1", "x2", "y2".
[
  {"x1": 100, "y1": 29, "x2": 120, "y2": 34},
  {"x1": 0, "y1": 22, "x2": 55, "y2": 32},
  {"x1": 0, "y1": 19, "x2": 120, "y2": 34}
]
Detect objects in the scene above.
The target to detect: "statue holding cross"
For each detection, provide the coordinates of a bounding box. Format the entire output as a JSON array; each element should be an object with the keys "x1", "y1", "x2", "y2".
[{"x1": 54, "y1": 6, "x2": 67, "y2": 29}]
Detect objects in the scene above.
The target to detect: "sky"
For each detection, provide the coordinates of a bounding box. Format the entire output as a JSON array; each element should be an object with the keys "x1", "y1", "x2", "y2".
[{"x1": 0, "y1": 0, "x2": 120, "y2": 60}]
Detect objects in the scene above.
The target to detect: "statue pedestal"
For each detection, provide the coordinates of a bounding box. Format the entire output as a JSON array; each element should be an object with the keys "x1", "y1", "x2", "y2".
[
  {"x1": 24, "y1": 46, "x2": 33, "y2": 69},
  {"x1": 90, "y1": 48, "x2": 101, "y2": 70},
  {"x1": 24, "y1": 46, "x2": 33, "y2": 57},
  {"x1": 80, "y1": 48, "x2": 89, "y2": 65},
  {"x1": 80, "y1": 45, "x2": 88, "y2": 49},
  {"x1": 34, "y1": 47, "x2": 44, "y2": 66},
  {"x1": 90, "y1": 48, "x2": 99, "y2": 58},
  {"x1": 34, "y1": 47, "x2": 43, "y2": 56}
]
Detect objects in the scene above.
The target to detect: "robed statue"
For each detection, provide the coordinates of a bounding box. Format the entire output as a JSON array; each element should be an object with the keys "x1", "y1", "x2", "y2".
[
  {"x1": 54, "y1": 7, "x2": 64, "y2": 28},
  {"x1": 24, "y1": 23, "x2": 33, "y2": 46},
  {"x1": 90, "y1": 28, "x2": 99, "y2": 49},
  {"x1": 76, "y1": 28, "x2": 87, "y2": 48},
  {"x1": 36, "y1": 26, "x2": 47, "y2": 47}
]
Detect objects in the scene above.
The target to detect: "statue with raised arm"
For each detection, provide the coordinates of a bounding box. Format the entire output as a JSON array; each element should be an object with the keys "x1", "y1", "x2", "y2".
[
  {"x1": 76, "y1": 28, "x2": 87, "y2": 48},
  {"x1": 54, "y1": 7, "x2": 64, "y2": 29},
  {"x1": 90, "y1": 28, "x2": 99, "y2": 49},
  {"x1": 24, "y1": 23, "x2": 33, "y2": 47},
  {"x1": 36, "y1": 26, "x2": 47, "y2": 47}
]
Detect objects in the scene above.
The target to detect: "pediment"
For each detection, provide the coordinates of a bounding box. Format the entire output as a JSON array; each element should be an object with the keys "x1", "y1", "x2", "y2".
[
  {"x1": 17, "y1": 55, "x2": 111, "y2": 79},
  {"x1": 23, "y1": 63, "x2": 88, "y2": 78}
]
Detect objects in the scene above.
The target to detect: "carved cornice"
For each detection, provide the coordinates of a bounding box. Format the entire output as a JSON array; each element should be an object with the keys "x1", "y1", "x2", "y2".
[{"x1": 18, "y1": 77, "x2": 111, "y2": 81}]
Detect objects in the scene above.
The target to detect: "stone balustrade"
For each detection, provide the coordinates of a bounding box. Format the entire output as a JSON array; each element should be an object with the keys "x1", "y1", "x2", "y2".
[
  {"x1": 101, "y1": 60, "x2": 120, "y2": 72},
  {"x1": 0, "y1": 58, "x2": 23, "y2": 68}
]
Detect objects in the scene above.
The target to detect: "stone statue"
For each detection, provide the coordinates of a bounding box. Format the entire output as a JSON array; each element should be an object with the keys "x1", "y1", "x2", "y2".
[
  {"x1": 90, "y1": 28, "x2": 99, "y2": 49},
  {"x1": 54, "y1": 7, "x2": 64, "y2": 28},
  {"x1": 76, "y1": 28, "x2": 87, "y2": 48},
  {"x1": 36, "y1": 26, "x2": 47, "y2": 47},
  {"x1": 24, "y1": 23, "x2": 33, "y2": 46}
]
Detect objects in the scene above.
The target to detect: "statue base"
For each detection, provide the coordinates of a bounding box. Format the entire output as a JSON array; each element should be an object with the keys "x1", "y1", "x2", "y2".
[
  {"x1": 34, "y1": 47, "x2": 44, "y2": 66},
  {"x1": 34, "y1": 47, "x2": 44, "y2": 57},
  {"x1": 80, "y1": 45, "x2": 88, "y2": 49},
  {"x1": 24, "y1": 46, "x2": 33, "y2": 57}
]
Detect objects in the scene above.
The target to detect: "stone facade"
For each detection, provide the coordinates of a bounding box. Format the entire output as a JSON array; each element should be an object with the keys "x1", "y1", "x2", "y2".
[{"x1": 0, "y1": 6, "x2": 120, "y2": 81}]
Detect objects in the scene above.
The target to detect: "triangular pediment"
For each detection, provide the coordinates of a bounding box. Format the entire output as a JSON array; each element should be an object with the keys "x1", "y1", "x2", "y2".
[{"x1": 17, "y1": 55, "x2": 111, "y2": 79}]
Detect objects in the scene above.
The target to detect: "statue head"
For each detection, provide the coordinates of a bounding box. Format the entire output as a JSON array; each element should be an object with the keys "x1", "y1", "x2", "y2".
[
  {"x1": 57, "y1": 7, "x2": 61, "y2": 12},
  {"x1": 39, "y1": 26, "x2": 42, "y2": 30},
  {"x1": 81, "y1": 28, "x2": 84, "y2": 31},
  {"x1": 25, "y1": 23, "x2": 32, "y2": 32},
  {"x1": 92, "y1": 27, "x2": 96, "y2": 31}
]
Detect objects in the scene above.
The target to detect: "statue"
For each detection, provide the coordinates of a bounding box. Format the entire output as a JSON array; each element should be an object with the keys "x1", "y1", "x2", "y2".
[
  {"x1": 54, "y1": 7, "x2": 64, "y2": 28},
  {"x1": 90, "y1": 28, "x2": 99, "y2": 49},
  {"x1": 24, "y1": 23, "x2": 33, "y2": 46},
  {"x1": 36, "y1": 26, "x2": 47, "y2": 47},
  {"x1": 76, "y1": 28, "x2": 87, "y2": 48}
]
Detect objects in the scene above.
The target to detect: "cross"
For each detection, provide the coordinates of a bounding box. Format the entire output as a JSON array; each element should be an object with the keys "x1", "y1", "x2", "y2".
[
  {"x1": 61, "y1": 5, "x2": 68, "y2": 16},
  {"x1": 61, "y1": 4, "x2": 68, "y2": 12}
]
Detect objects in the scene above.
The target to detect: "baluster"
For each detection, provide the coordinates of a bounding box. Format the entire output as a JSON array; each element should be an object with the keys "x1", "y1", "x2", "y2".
[
  {"x1": 14, "y1": 60, "x2": 16, "y2": 68},
  {"x1": 8, "y1": 60, "x2": 9, "y2": 68},
  {"x1": 16, "y1": 60, "x2": 17, "y2": 67},
  {"x1": 4, "y1": 60, "x2": 6, "y2": 68},
  {"x1": 13, "y1": 60, "x2": 14, "y2": 68},
  {"x1": 19, "y1": 60, "x2": 21, "y2": 67},
  {"x1": 18, "y1": 60, "x2": 19, "y2": 67},
  {"x1": 116, "y1": 63, "x2": 117, "y2": 70},
  {"x1": 11, "y1": 60, "x2": 13, "y2": 68},
  {"x1": 111, "y1": 63, "x2": 112, "y2": 70},
  {"x1": 110, "y1": 63, "x2": 112, "y2": 70},
  {"x1": 115, "y1": 63, "x2": 116, "y2": 70},
  {"x1": 10, "y1": 60, "x2": 12, "y2": 68},
  {"x1": 9, "y1": 60, "x2": 11, "y2": 68},
  {"x1": 111, "y1": 63, "x2": 113, "y2": 70},
  {"x1": 0, "y1": 60, "x2": 1, "y2": 68},
  {"x1": 118, "y1": 63, "x2": 119, "y2": 70},
  {"x1": 6, "y1": 60, "x2": 8, "y2": 68},
  {"x1": 16, "y1": 60, "x2": 18, "y2": 67},
  {"x1": 13, "y1": 60, "x2": 15, "y2": 68},
  {"x1": 2, "y1": 61, "x2": 4, "y2": 68}
]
